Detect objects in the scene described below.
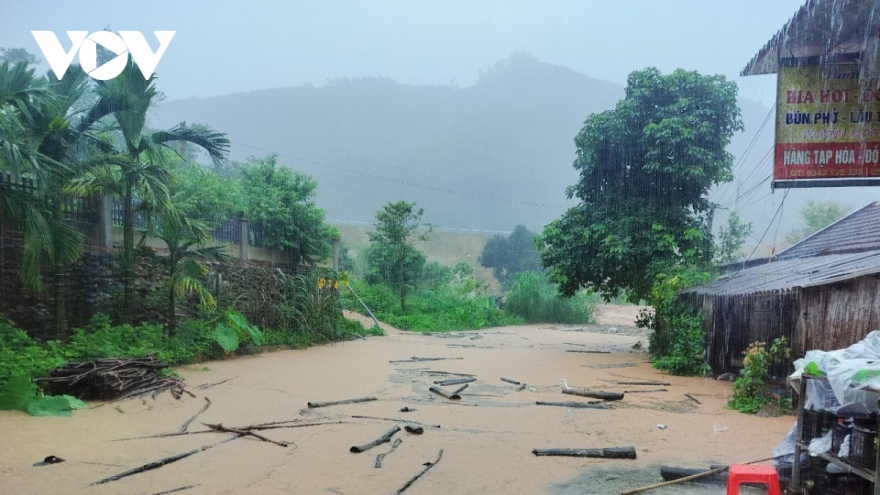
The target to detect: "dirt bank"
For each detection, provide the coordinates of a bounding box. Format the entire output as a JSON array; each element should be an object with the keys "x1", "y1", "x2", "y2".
[{"x1": 0, "y1": 305, "x2": 791, "y2": 495}]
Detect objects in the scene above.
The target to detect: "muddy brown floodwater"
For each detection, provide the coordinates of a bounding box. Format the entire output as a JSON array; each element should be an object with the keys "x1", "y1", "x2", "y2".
[{"x1": 0, "y1": 305, "x2": 792, "y2": 495}]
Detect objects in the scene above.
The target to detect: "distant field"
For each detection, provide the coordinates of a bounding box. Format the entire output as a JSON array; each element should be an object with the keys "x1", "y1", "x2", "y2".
[{"x1": 333, "y1": 223, "x2": 503, "y2": 293}]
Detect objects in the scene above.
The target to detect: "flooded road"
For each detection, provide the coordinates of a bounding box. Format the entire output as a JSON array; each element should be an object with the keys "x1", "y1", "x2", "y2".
[{"x1": 0, "y1": 306, "x2": 792, "y2": 495}]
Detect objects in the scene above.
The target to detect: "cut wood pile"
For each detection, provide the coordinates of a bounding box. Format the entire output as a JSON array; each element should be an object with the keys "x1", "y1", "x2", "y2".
[{"x1": 38, "y1": 355, "x2": 185, "y2": 400}]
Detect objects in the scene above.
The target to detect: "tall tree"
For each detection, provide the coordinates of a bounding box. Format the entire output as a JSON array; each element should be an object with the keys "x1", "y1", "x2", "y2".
[
  {"x1": 240, "y1": 154, "x2": 333, "y2": 266},
  {"x1": 75, "y1": 61, "x2": 229, "y2": 323},
  {"x1": 540, "y1": 68, "x2": 742, "y2": 302},
  {"x1": 785, "y1": 200, "x2": 850, "y2": 245},
  {"x1": 140, "y1": 207, "x2": 229, "y2": 334},
  {"x1": 0, "y1": 48, "x2": 40, "y2": 65},
  {"x1": 365, "y1": 201, "x2": 432, "y2": 313},
  {"x1": 477, "y1": 224, "x2": 542, "y2": 286},
  {"x1": 714, "y1": 211, "x2": 753, "y2": 265}
]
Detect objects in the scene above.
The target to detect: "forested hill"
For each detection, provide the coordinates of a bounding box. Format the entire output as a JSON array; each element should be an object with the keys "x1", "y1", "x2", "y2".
[{"x1": 151, "y1": 58, "x2": 773, "y2": 233}]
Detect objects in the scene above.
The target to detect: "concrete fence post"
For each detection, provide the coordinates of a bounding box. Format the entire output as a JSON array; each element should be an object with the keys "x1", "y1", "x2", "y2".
[{"x1": 238, "y1": 212, "x2": 249, "y2": 262}]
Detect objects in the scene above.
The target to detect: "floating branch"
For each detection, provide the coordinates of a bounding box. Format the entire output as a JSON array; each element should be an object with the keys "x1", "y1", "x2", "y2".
[
  {"x1": 532, "y1": 446, "x2": 636, "y2": 459},
  {"x1": 390, "y1": 357, "x2": 464, "y2": 364},
  {"x1": 517, "y1": 383, "x2": 527, "y2": 391},
  {"x1": 148, "y1": 486, "x2": 198, "y2": 495},
  {"x1": 684, "y1": 394, "x2": 702, "y2": 404},
  {"x1": 351, "y1": 415, "x2": 441, "y2": 428},
  {"x1": 562, "y1": 389, "x2": 623, "y2": 401},
  {"x1": 450, "y1": 383, "x2": 469, "y2": 395},
  {"x1": 113, "y1": 421, "x2": 342, "y2": 441},
  {"x1": 392, "y1": 449, "x2": 444, "y2": 495},
  {"x1": 500, "y1": 378, "x2": 521, "y2": 385},
  {"x1": 202, "y1": 423, "x2": 288, "y2": 447},
  {"x1": 179, "y1": 397, "x2": 212, "y2": 433},
  {"x1": 429, "y1": 386, "x2": 461, "y2": 401},
  {"x1": 375, "y1": 438, "x2": 402, "y2": 468},
  {"x1": 307, "y1": 396, "x2": 377, "y2": 408},
  {"x1": 624, "y1": 389, "x2": 667, "y2": 394},
  {"x1": 91, "y1": 437, "x2": 236, "y2": 485},
  {"x1": 433, "y1": 377, "x2": 475, "y2": 386},
  {"x1": 350, "y1": 426, "x2": 401, "y2": 453},
  {"x1": 418, "y1": 371, "x2": 475, "y2": 377},
  {"x1": 195, "y1": 377, "x2": 237, "y2": 391},
  {"x1": 535, "y1": 401, "x2": 607, "y2": 409},
  {"x1": 565, "y1": 350, "x2": 611, "y2": 354},
  {"x1": 618, "y1": 381, "x2": 670, "y2": 386}
]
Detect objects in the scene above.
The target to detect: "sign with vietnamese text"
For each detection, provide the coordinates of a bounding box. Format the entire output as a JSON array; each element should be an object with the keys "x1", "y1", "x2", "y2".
[{"x1": 774, "y1": 60, "x2": 880, "y2": 188}]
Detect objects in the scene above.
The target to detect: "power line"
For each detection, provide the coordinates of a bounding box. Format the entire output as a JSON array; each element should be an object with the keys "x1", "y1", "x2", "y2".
[
  {"x1": 745, "y1": 189, "x2": 789, "y2": 262},
  {"x1": 230, "y1": 140, "x2": 567, "y2": 209}
]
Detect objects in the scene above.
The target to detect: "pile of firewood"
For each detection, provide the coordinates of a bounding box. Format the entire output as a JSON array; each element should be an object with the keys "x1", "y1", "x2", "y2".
[{"x1": 37, "y1": 355, "x2": 185, "y2": 401}]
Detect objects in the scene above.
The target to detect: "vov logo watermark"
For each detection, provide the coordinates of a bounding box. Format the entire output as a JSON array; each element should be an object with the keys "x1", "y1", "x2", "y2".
[{"x1": 31, "y1": 31, "x2": 175, "y2": 80}]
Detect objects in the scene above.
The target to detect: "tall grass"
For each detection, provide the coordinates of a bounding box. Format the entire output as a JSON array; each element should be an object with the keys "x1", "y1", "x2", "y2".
[{"x1": 504, "y1": 271, "x2": 596, "y2": 324}]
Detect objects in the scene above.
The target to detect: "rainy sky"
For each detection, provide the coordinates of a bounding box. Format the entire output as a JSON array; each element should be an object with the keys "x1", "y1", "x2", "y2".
[{"x1": 2, "y1": 0, "x2": 804, "y2": 105}]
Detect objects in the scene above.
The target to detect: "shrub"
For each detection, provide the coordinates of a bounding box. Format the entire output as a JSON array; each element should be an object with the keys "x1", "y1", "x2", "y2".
[
  {"x1": 728, "y1": 337, "x2": 791, "y2": 413},
  {"x1": 504, "y1": 271, "x2": 596, "y2": 324},
  {"x1": 0, "y1": 318, "x2": 64, "y2": 386}
]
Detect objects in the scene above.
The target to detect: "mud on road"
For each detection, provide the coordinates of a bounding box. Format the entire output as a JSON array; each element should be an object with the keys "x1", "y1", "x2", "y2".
[{"x1": 0, "y1": 305, "x2": 791, "y2": 495}]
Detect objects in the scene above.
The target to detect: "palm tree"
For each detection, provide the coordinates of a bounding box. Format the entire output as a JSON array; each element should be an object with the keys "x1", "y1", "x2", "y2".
[
  {"x1": 75, "y1": 62, "x2": 229, "y2": 323},
  {"x1": 141, "y1": 207, "x2": 230, "y2": 334},
  {"x1": 0, "y1": 62, "x2": 82, "y2": 298}
]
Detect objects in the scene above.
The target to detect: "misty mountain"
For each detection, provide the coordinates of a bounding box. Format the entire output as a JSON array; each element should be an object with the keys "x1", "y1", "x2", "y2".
[{"x1": 151, "y1": 56, "x2": 872, "y2": 251}]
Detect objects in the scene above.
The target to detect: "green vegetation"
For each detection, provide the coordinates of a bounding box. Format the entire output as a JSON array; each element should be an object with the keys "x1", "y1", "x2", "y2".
[
  {"x1": 640, "y1": 263, "x2": 712, "y2": 376},
  {"x1": 364, "y1": 201, "x2": 432, "y2": 314},
  {"x1": 785, "y1": 200, "x2": 851, "y2": 245},
  {"x1": 504, "y1": 271, "x2": 595, "y2": 324},
  {"x1": 539, "y1": 68, "x2": 742, "y2": 302},
  {"x1": 478, "y1": 225, "x2": 542, "y2": 288},
  {"x1": 714, "y1": 211, "x2": 753, "y2": 265},
  {"x1": 342, "y1": 279, "x2": 519, "y2": 332},
  {"x1": 728, "y1": 337, "x2": 791, "y2": 414}
]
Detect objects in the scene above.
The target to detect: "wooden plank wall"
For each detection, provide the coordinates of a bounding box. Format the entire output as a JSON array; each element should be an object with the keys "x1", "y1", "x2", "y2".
[{"x1": 795, "y1": 276, "x2": 880, "y2": 358}]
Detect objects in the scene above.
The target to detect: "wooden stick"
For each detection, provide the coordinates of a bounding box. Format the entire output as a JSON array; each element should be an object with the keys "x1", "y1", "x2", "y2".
[
  {"x1": 619, "y1": 456, "x2": 776, "y2": 495},
  {"x1": 517, "y1": 383, "x2": 527, "y2": 391},
  {"x1": 533, "y1": 446, "x2": 636, "y2": 459},
  {"x1": 450, "y1": 383, "x2": 469, "y2": 395},
  {"x1": 375, "y1": 438, "x2": 402, "y2": 468},
  {"x1": 351, "y1": 415, "x2": 441, "y2": 428},
  {"x1": 618, "y1": 381, "x2": 670, "y2": 386},
  {"x1": 536, "y1": 401, "x2": 606, "y2": 409},
  {"x1": 563, "y1": 389, "x2": 623, "y2": 401},
  {"x1": 500, "y1": 377, "x2": 521, "y2": 385},
  {"x1": 308, "y1": 396, "x2": 377, "y2": 408},
  {"x1": 684, "y1": 393, "x2": 702, "y2": 404},
  {"x1": 390, "y1": 357, "x2": 464, "y2": 364},
  {"x1": 429, "y1": 386, "x2": 461, "y2": 400},
  {"x1": 624, "y1": 389, "x2": 667, "y2": 393},
  {"x1": 566, "y1": 350, "x2": 610, "y2": 354},
  {"x1": 202, "y1": 423, "x2": 288, "y2": 447},
  {"x1": 433, "y1": 377, "x2": 475, "y2": 386},
  {"x1": 350, "y1": 426, "x2": 401, "y2": 453},
  {"x1": 195, "y1": 377, "x2": 237, "y2": 391},
  {"x1": 392, "y1": 449, "x2": 444, "y2": 495},
  {"x1": 91, "y1": 437, "x2": 236, "y2": 485},
  {"x1": 417, "y1": 371, "x2": 475, "y2": 377},
  {"x1": 179, "y1": 397, "x2": 211, "y2": 433},
  {"x1": 148, "y1": 485, "x2": 198, "y2": 495}
]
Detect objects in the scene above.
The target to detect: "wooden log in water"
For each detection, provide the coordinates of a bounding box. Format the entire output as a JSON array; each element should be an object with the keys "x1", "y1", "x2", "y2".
[
  {"x1": 618, "y1": 381, "x2": 671, "y2": 386},
  {"x1": 433, "y1": 377, "x2": 475, "y2": 386},
  {"x1": 562, "y1": 389, "x2": 624, "y2": 401},
  {"x1": 375, "y1": 438, "x2": 402, "y2": 468},
  {"x1": 350, "y1": 426, "x2": 401, "y2": 453},
  {"x1": 450, "y1": 383, "x2": 469, "y2": 395},
  {"x1": 500, "y1": 377, "x2": 521, "y2": 385},
  {"x1": 404, "y1": 424, "x2": 424, "y2": 435},
  {"x1": 307, "y1": 396, "x2": 377, "y2": 408},
  {"x1": 392, "y1": 449, "x2": 444, "y2": 495},
  {"x1": 535, "y1": 401, "x2": 606, "y2": 409},
  {"x1": 429, "y1": 386, "x2": 461, "y2": 401},
  {"x1": 532, "y1": 446, "x2": 636, "y2": 459}
]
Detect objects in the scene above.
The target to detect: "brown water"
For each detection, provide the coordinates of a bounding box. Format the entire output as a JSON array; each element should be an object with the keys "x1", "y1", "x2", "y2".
[{"x1": 0, "y1": 306, "x2": 792, "y2": 495}]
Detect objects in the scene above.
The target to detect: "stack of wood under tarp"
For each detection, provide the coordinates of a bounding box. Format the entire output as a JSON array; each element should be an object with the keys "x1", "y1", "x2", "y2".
[{"x1": 37, "y1": 354, "x2": 185, "y2": 401}]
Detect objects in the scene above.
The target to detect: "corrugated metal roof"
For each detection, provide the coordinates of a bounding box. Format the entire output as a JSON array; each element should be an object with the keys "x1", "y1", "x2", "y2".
[
  {"x1": 741, "y1": 0, "x2": 880, "y2": 76},
  {"x1": 684, "y1": 250, "x2": 880, "y2": 296},
  {"x1": 776, "y1": 202, "x2": 880, "y2": 260}
]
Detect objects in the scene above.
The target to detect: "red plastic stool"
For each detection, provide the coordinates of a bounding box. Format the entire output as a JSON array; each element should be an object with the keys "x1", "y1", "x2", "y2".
[{"x1": 726, "y1": 464, "x2": 781, "y2": 495}]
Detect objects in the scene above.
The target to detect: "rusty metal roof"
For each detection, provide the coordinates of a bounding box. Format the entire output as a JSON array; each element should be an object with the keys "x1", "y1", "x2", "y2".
[
  {"x1": 685, "y1": 250, "x2": 880, "y2": 296},
  {"x1": 776, "y1": 201, "x2": 880, "y2": 260},
  {"x1": 741, "y1": 0, "x2": 880, "y2": 76}
]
